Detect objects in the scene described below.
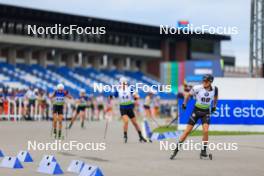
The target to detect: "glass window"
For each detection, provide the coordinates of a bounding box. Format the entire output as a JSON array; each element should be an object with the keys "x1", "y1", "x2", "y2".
[{"x1": 191, "y1": 39, "x2": 214, "y2": 54}]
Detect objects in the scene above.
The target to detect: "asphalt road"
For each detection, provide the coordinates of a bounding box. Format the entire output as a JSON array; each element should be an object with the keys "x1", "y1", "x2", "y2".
[{"x1": 0, "y1": 120, "x2": 264, "y2": 176}]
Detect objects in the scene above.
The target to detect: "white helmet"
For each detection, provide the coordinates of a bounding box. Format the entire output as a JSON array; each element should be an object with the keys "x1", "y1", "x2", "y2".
[
  {"x1": 119, "y1": 77, "x2": 128, "y2": 84},
  {"x1": 34, "y1": 88, "x2": 38, "y2": 93},
  {"x1": 80, "y1": 89, "x2": 86, "y2": 94},
  {"x1": 56, "y1": 83, "x2": 64, "y2": 90}
]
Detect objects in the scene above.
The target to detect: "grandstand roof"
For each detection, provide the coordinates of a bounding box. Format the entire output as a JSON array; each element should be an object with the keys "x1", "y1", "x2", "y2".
[{"x1": 0, "y1": 3, "x2": 230, "y2": 41}]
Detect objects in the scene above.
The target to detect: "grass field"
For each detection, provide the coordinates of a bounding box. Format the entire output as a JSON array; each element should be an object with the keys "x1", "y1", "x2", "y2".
[{"x1": 153, "y1": 126, "x2": 264, "y2": 136}]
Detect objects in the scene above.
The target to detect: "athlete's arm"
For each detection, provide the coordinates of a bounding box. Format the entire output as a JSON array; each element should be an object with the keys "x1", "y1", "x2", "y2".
[
  {"x1": 212, "y1": 86, "x2": 218, "y2": 111},
  {"x1": 182, "y1": 85, "x2": 196, "y2": 109},
  {"x1": 65, "y1": 90, "x2": 72, "y2": 99},
  {"x1": 183, "y1": 92, "x2": 191, "y2": 106},
  {"x1": 66, "y1": 94, "x2": 72, "y2": 99},
  {"x1": 133, "y1": 92, "x2": 139, "y2": 100},
  {"x1": 50, "y1": 92, "x2": 55, "y2": 99}
]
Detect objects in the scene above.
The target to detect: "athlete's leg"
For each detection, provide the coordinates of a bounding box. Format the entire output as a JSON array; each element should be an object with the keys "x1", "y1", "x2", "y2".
[
  {"x1": 170, "y1": 124, "x2": 195, "y2": 159},
  {"x1": 130, "y1": 117, "x2": 147, "y2": 142},
  {"x1": 145, "y1": 109, "x2": 151, "y2": 118},
  {"x1": 91, "y1": 106, "x2": 94, "y2": 121},
  {"x1": 0, "y1": 106, "x2": 3, "y2": 116},
  {"x1": 58, "y1": 114, "x2": 63, "y2": 138},
  {"x1": 201, "y1": 123, "x2": 209, "y2": 156},
  {"x1": 130, "y1": 116, "x2": 141, "y2": 131},
  {"x1": 41, "y1": 104, "x2": 45, "y2": 120},
  {"x1": 79, "y1": 111, "x2": 85, "y2": 128},
  {"x1": 52, "y1": 113, "x2": 58, "y2": 136},
  {"x1": 122, "y1": 115, "x2": 129, "y2": 142},
  {"x1": 179, "y1": 124, "x2": 194, "y2": 142},
  {"x1": 68, "y1": 110, "x2": 78, "y2": 129}
]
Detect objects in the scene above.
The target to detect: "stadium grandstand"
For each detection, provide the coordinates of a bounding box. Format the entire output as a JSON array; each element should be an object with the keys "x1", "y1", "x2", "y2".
[{"x1": 0, "y1": 3, "x2": 232, "y2": 120}]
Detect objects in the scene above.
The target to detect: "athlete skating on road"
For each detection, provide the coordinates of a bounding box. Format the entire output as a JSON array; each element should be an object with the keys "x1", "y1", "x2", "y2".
[
  {"x1": 50, "y1": 84, "x2": 72, "y2": 139},
  {"x1": 170, "y1": 74, "x2": 218, "y2": 159},
  {"x1": 68, "y1": 89, "x2": 88, "y2": 129},
  {"x1": 144, "y1": 92, "x2": 153, "y2": 119},
  {"x1": 0, "y1": 88, "x2": 5, "y2": 117},
  {"x1": 114, "y1": 77, "x2": 147, "y2": 143}
]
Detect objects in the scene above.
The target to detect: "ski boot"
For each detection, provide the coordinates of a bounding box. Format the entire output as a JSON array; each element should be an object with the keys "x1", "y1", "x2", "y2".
[
  {"x1": 53, "y1": 129, "x2": 57, "y2": 139},
  {"x1": 139, "y1": 136, "x2": 147, "y2": 143},
  {"x1": 57, "y1": 130, "x2": 63, "y2": 140},
  {"x1": 170, "y1": 143, "x2": 182, "y2": 160},
  {"x1": 66, "y1": 122, "x2": 73, "y2": 129},
  {"x1": 200, "y1": 149, "x2": 212, "y2": 160},
  {"x1": 124, "y1": 136, "x2": 128, "y2": 143}
]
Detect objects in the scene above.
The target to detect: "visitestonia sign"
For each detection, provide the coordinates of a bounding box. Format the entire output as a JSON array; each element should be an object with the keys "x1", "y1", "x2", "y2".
[{"x1": 178, "y1": 99, "x2": 264, "y2": 131}]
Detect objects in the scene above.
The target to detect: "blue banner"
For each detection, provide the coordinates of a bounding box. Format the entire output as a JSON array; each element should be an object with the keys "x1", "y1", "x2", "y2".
[
  {"x1": 178, "y1": 99, "x2": 264, "y2": 125},
  {"x1": 184, "y1": 60, "x2": 223, "y2": 82}
]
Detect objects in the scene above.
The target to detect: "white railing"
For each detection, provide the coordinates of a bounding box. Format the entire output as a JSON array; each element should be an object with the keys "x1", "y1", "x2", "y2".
[
  {"x1": 0, "y1": 98, "x2": 175, "y2": 121},
  {"x1": 0, "y1": 99, "x2": 103, "y2": 121}
]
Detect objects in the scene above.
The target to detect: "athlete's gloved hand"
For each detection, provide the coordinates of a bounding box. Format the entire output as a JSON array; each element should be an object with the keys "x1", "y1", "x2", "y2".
[
  {"x1": 211, "y1": 107, "x2": 216, "y2": 112},
  {"x1": 182, "y1": 104, "x2": 186, "y2": 110}
]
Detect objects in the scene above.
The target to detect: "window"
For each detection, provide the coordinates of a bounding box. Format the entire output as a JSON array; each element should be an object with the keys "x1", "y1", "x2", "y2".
[{"x1": 191, "y1": 39, "x2": 215, "y2": 54}]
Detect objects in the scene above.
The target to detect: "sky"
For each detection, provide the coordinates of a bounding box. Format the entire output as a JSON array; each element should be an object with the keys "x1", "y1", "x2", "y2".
[{"x1": 0, "y1": 0, "x2": 251, "y2": 66}]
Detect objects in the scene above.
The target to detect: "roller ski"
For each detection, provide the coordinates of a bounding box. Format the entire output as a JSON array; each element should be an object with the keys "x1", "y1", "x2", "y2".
[
  {"x1": 53, "y1": 129, "x2": 64, "y2": 140},
  {"x1": 139, "y1": 135, "x2": 147, "y2": 143},
  {"x1": 81, "y1": 121, "x2": 85, "y2": 129},
  {"x1": 66, "y1": 122, "x2": 72, "y2": 129},
  {"x1": 123, "y1": 131, "x2": 128, "y2": 143},
  {"x1": 200, "y1": 150, "x2": 212, "y2": 160},
  {"x1": 170, "y1": 143, "x2": 181, "y2": 160},
  {"x1": 170, "y1": 148, "x2": 179, "y2": 160},
  {"x1": 124, "y1": 136, "x2": 128, "y2": 143},
  {"x1": 138, "y1": 130, "x2": 147, "y2": 143}
]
